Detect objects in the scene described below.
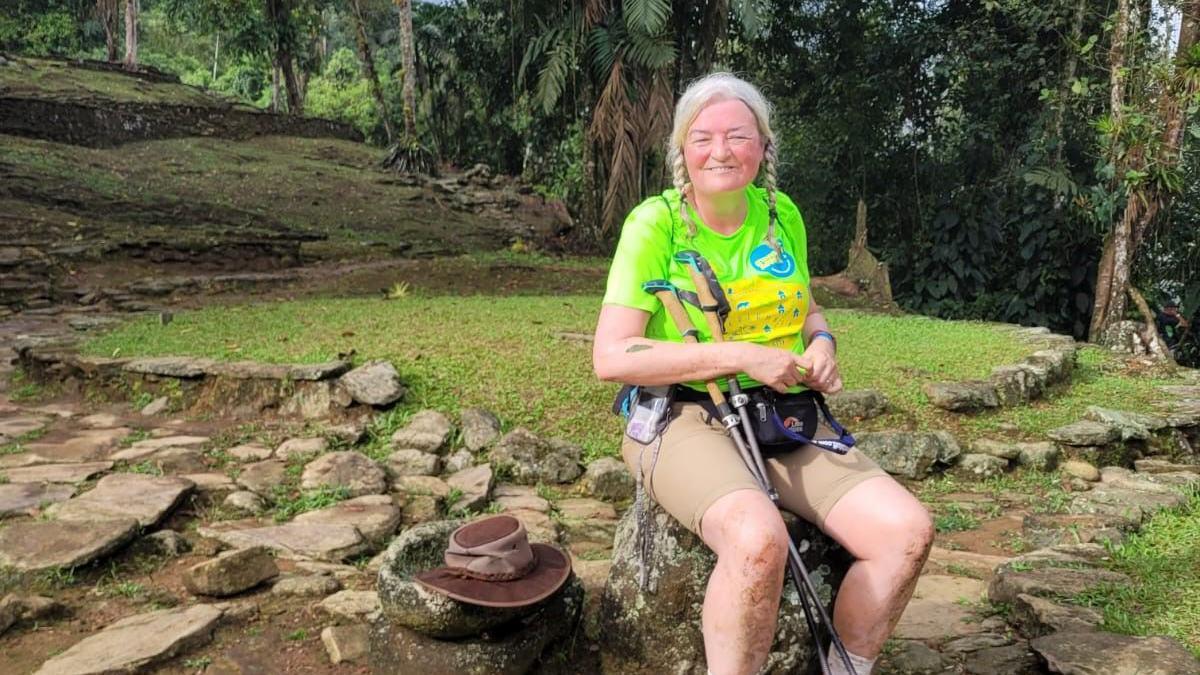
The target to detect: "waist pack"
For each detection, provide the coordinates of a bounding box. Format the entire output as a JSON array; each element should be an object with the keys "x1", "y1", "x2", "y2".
[{"x1": 677, "y1": 386, "x2": 855, "y2": 455}]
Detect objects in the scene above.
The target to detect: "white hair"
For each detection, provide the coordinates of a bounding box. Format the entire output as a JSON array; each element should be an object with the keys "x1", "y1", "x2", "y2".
[{"x1": 665, "y1": 72, "x2": 781, "y2": 253}]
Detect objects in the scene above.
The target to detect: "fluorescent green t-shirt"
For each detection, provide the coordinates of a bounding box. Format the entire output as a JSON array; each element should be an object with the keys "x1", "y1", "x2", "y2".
[{"x1": 602, "y1": 185, "x2": 813, "y2": 391}]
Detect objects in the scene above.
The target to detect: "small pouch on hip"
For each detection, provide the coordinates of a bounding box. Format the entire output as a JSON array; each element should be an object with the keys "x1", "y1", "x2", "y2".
[
  {"x1": 749, "y1": 389, "x2": 856, "y2": 455},
  {"x1": 614, "y1": 385, "x2": 675, "y2": 445}
]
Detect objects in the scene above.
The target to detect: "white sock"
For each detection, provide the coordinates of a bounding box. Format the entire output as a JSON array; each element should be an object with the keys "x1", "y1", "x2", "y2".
[{"x1": 826, "y1": 646, "x2": 876, "y2": 675}]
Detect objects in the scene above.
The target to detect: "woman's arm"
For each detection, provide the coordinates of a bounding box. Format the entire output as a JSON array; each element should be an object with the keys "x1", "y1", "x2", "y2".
[
  {"x1": 796, "y1": 302, "x2": 843, "y2": 393},
  {"x1": 592, "y1": 303, "x2": 809, "y2": 392}
]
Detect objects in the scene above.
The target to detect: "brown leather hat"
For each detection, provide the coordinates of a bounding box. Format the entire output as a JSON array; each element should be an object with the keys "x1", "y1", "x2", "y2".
[{"x1": 414, "y1": 514, "x2": 572, "y2": 608}]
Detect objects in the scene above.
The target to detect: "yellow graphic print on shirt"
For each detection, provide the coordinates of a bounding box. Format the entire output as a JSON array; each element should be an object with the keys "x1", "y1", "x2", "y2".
[{"x1": 722, "y1": 278, "x2": 810, "y2": 350}]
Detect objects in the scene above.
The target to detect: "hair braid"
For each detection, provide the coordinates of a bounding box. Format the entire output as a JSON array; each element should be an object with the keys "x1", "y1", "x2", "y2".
[
  {"x1": 668, "y1": 146, "x2": 696, "y2": 239},
  {"x1": 762, "y1": 139, "x2": 782, "y2": 257}
]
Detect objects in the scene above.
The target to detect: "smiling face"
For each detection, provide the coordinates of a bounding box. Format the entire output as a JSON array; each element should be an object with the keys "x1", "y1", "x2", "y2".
[{"x1": 683, "y1": 98, "x2": 766, "y2": 199}]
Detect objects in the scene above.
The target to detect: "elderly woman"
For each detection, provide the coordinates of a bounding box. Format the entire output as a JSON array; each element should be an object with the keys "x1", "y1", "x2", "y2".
[{"x1": 592, "y1": 73, "x2": 934, "y2": 675}]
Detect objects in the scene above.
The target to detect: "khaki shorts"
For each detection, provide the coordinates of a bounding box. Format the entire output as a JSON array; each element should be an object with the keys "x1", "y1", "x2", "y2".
[{"x1": 621, "y1": 401, "x2": 888, "y2": 537}]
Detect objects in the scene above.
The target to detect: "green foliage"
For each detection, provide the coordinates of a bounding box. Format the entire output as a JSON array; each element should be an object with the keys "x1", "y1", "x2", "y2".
[
  {"x1": 305, "y1": 48, "x2": 383, "y2": 140},
  {"x1": 1075, "y1": 491, "x2": 1200, "y2": 657},
  {"x1": 271, "y1": 485, "x2": 352, "y2": 522}
]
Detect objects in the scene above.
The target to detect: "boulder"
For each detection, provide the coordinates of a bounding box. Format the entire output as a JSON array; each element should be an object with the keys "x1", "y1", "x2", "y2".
[
  {"x1": 319, "y1": 590, "x2": 382, "y2": 622},
  {"x1": 1047, "y1": 420, "x2": 1120, "y2": 446},
  {"x1": 338, "y1": 360, "x2": 405, "y2": 406},
  {"x1": 855, "y1": 431, "x2": 959, "y2": 479},
  {"x1": 489, "y1": 428, "x2": 583, "y2": 485},
  {"x1": 442, "y1": 449, "x2": 474, "y2": 474},
  {"x1": 460, "y1": 408, "x2": 502, "y2": 451},
  {"x1": 1031, "y1": 632, "x2": 1200, "y2": 675},
  {"x1": 1015, "y1": 442, "x2": 1059, "y2": 471},
  {"x1": 990, "y1": 364, "x2": 1043, "y2": 406},
  {"x1": 322, "y1": 624, "x2": 370, "y2": 664},
  {"x1": 876, "y1": 640, "x2": 946, "y2": 674},
  {"x1": 140, "y1": 396, "x2": 169, "y2": 416},
  {"x1": 923, "y1": 381, "x2": 999, "y2": 412},
  {"x1": 952, "y1": 453, "x2": 1008, "y2": 479},
  {"x1": 582, "y1": 457, "x2": 634, "y2": 501},
  {"x1": 1010, "y1": 593, "x2": 1103, "y2": 636},
  {"x1": 224, "y1": 490, "x2": 268, "y2": 515},
  {"x1": 1085, "y1": 406, "x2": 1165, "y2": 439},
  {"x1": 825, "y1": 389, "x2": 889, "y2": 421},
  {"x1": 183, "y1": 547, "x2": 278, "y2": 597},
  {"x1": 598, "y1": 503, "x2": 851, "y2": 674},
  {"x1": 272, "y1": 574, "x2": 342, "y2": 597},
  {"x1": 300, "y1": 451, "x2": 387, "y2": 497},
  {"x1": 275, "y1": 436, "x2": 328, "y2": 460},
  {"x1": 387, "y1": 449, "x2": 441, "y2": 477},
  {"x1": 368, "y1": 577, "x2": 583, "y2": 675},
  {"x1": 227, "y1": 443, "x2": 273, "y2": 462},
  {"x1": 988, "y1": 565, "x2": 1130, "y2": 605},
  {"x1": 32, "y1": 605, "x2": 223, "y2": 675},
  {"x1": 1062, "y1": 460, "x2": 1100, "y2": 482},
  {"x1": 970, "y1": 439, "x2": 1022, "y2": 460},
  {"x1": 962, "y1": 644, "x2": 1042, "y2": 675},
  {"x1": 446, "y1": 465, "x2": 494, "y2": 514},
  {"x1": 134, "y1": 530, "x2": 191, "y2": 557},
  {"x1": 391, "y1": 410, "x2": 454, "y2": 453},
  {"x1": 236, "y1": 460, "x2": 287, "y2": 495}
]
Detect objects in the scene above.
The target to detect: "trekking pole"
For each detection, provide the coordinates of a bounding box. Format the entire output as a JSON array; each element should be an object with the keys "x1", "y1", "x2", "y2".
[
  {"x1": 642, "y1": 278, "x2": 855, "y2": 675},
  {"x1": 672, "y1": 251, "x2": 858, "y2": 675}
]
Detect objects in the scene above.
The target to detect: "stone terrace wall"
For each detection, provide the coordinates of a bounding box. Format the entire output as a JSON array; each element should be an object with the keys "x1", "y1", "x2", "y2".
[{"x1": 0, "y1": 97, "x2": 361, "y2": 148}]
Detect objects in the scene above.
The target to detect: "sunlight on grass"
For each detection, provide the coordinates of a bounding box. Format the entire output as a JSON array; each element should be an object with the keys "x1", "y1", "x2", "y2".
[
  {"x1": 1077, "y1": 491, "x2": 1200, "y2": 658},
  {"x1": 81, "y1": 298, "x2": 1051, "y2": 459}
]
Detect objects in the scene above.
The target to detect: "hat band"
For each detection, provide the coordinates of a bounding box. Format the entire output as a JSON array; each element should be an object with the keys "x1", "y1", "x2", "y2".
[{"x1": 448, "y1": 554, "x2": 537, "y2": 582}]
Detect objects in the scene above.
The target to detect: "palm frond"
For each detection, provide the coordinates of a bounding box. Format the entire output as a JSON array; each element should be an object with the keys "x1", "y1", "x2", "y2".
[
  {"x1": 587, "y1": 25, "x2": 618, "y2": 82},
  {"x1": 639, "y1": 69, "x2": 673, "y2": 152},
  {"x1": 535, "y1": 42, "x2": 574, "y2": 114},
  {"x1": 625, "y1": 29, "x2": 676, "y2": 70},
  {"x1": 584, "y1": 0, "x2": 608, "y2": 29},
  {"x1": 591, "y1": 57, "x2": 631, "y2": 145},
  {"x1": 623, "y1": 0, "x2": 671, "y2": 34}
]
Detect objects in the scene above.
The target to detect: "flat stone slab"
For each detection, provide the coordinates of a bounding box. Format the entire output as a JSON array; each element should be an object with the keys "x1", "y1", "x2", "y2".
[
  {"x1": 52, "y1": 474, "x2": 194, "y2": 528},
  {"x1": 895, "y1": 575, "x2": 989, "y2": 640},
  {"x1": 293, "y1": 495, "x2": 401, "y2": 545},
  {"x1": 0, "y1": 518, "x2": 139, "y2": 572},
  {"x1": 1, "y1": 461, "x2": 113, "y2": 484},
  {"x1": 25, "y1": 428, "x2": 133, "y2": 461},
  {"x1": 1046, "y1": 420, "x2": 1119, "y2": 446},
  {"x1": 33, "y1": 604, "x2": 223, "y2": 675},
  {"x1": 110, "y1": 435, "x2": 210, "y2": 461},
  {"x1": 988, "y1": 566, "x2": 1131, "y2": 605},
  {"x1": 123, "y1": 357, "x2": 213, "y2": 377},
  {"x1": 288, "y1": 360, "x2": 352, "y2": 381},
  {"x1": 236, "y1": 460, "x2": 287, "y2": 495},
  {"x1": 0, "y1": 415, "x2": 51, "y2": 442},
  {"x1": 0, "y1": 482, "x2": 75, "y2": 517},
  {"x1": 1031, "y1": 631, "x2": 1200, "y2": 675},
  {"x1": 198, "y1": 522, "x2": 368, "y2": 562}
]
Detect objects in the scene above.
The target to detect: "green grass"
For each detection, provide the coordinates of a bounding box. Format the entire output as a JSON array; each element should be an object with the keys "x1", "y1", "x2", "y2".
[
  {"x1": 1076, "y1": 491, "x2": 1200, "y2": 658},
  {"x1": 271, "y1": 485, "x2": 352, "y2": 522},
  {"x1": 80, "y1": 299, "x2": 1055, "y2": 459},
  {"x1": 933, "y1": 504, "x2": 981, "y2": 533}
]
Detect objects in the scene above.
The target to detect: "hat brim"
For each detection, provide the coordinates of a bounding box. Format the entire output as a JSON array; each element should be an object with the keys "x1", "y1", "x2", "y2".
[{"x1": 413, "y1": 543, "x2": 571, "y2": 608}]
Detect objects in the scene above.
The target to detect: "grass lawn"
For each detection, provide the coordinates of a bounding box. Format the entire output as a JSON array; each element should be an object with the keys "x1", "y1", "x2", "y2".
[
  {"x1": 1079, "y1": 492, "x2": 1200, "y2": 658},
  {"x1": 82, "y1": 294, "x2": 1082, "y2": 459}
]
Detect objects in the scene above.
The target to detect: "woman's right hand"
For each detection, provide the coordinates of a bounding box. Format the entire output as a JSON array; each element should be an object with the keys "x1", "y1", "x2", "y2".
[{"x1": 738, "y1": 343, "x2": 808, "y2": 393}]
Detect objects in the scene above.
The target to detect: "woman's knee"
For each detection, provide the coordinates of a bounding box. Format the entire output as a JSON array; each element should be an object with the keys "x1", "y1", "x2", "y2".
[
  {"x1": 701, "y1": 491, "x2": 789, "y2": 575},
  {"x1": 825, "y1": 478, "x2": 934, "y2": 562}
]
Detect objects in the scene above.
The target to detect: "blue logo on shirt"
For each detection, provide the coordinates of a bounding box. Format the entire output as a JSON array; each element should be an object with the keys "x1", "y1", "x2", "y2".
[{"x1": 749, "y1": 243, "x2": 796, "y2": 278}]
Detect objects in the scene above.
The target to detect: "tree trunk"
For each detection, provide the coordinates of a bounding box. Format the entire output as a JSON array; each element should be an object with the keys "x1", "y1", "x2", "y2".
[
  {"x1": 97, "y1": 0, "x2": 119, "y2": 62},
  {"x1": 350, "y1": 0, "x2": 394, "y2": 143},
  {"x1": 271, "y1": 66, "x2": 280, "y2": 113},
  {"x1": 1089, "y1": 0, "x2": 1133, "y2": 340},
  {"x1": 122, "y1": 0, "x2": 138, "y2": 70},
  {"x1": 1129, "y1": 285, "x2": 1177, "y2": 364},
  {"x1": 212, "y1": 33, "x2": 220, "y2": 81},
  {"x1": 1090, "y1": 0, "x2": 1200, "y2": 344},
  {"x1": 265, "y1": 0, "x2": 304, "y2": 115},
  {"x1": 394, "y1": 0, "x2": 418, "y2": 139}
]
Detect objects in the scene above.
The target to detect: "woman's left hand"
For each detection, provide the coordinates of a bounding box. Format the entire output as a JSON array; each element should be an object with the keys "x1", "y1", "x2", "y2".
[{"x1": 796, "y1": 340, "x2": 843, "y2": 394}]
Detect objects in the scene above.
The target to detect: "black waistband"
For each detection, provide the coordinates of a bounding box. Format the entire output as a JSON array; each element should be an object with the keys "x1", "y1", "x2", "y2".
[{"x1": 673, "y1": 386, "x2": 711, "y2": 402}]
